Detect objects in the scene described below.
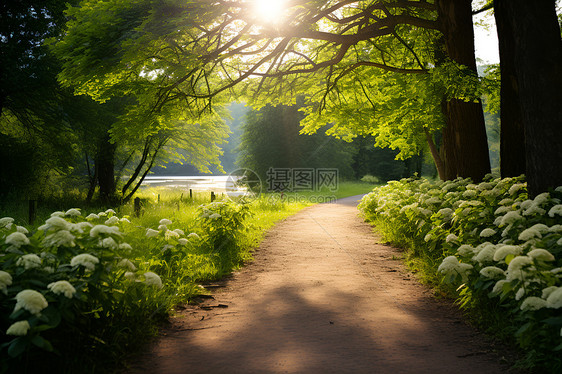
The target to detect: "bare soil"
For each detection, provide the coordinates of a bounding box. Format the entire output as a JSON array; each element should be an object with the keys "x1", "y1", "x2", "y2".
[{"x1": 129, "y1": 195, "x2": 519, "y2": 374}]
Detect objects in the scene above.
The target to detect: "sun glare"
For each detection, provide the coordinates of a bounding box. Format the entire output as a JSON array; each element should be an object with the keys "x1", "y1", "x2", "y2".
[{"x1": 253, "y1": 0, "x2": 287, "y2": 23}]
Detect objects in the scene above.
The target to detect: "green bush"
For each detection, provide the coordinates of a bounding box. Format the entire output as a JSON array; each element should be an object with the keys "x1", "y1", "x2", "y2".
[{"x1": 359, "y1": 176, "x2": 562, "y2": 372}]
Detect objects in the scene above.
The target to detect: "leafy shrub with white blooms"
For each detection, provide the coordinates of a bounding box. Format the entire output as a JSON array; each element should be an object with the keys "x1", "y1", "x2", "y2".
[{"x1": 359, "y1": 175, "x2": 562, "y2": 371}]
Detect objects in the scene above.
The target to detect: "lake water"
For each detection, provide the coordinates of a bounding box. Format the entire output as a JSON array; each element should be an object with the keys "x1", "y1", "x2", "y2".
[{"x1": 141, "y1": 175, "x2": 246, "y2": 195}]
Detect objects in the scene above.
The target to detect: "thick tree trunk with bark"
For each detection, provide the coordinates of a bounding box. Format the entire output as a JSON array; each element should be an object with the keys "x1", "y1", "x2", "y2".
[
  {"x1": 494, "y1": 2, "x2": 526, "y2": 178},
  {"x1": 96, "y1": 135, "x2": 117, "y2": 203},
  {"x1": 494, "y1": 0, "x2": 562, "y2": 196},
  {"x1": 436, "y1": 0, "x2": 491, "y2": 182}
]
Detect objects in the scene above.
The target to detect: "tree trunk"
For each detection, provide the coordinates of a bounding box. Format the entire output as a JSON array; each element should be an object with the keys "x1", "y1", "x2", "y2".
[
  {"x1": 96, "y1": 134, "x2": 116, "y2": 203},
  {"x1": 494, "y1": 0, "x2": 562, "y2": 196},
  {"x1": 436, "y1": 0, "x2": 491, "y2": 182},
  {"x1": 424, "y1": 128, "x2": 445, "y2": 180},
  {"x1": 494, "y1": 1, "x2": 526, "y2": 178}
]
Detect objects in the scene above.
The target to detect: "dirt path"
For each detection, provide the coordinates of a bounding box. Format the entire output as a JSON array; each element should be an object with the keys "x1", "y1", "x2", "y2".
[{"x1": 130, "y1": 196, "x2": 515, "y2": 374}]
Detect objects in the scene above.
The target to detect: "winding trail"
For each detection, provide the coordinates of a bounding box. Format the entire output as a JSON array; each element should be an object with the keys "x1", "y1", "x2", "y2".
[{"x1": 130, "y1": 196, "x2": 514, "y2": 373}]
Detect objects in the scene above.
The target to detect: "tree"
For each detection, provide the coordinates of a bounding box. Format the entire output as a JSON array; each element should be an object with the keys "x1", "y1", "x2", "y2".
[
  {"x1": 53, "y1": 0, "x2": 491, "y2": 182},
  {"x1": 494, "y1": 0, "x2": 562, "y2": 196}
]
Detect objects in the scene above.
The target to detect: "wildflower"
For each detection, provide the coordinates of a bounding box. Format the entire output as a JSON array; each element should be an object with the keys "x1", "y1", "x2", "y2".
[
  {"x1": 105, "y1": 209, "x2": 116, "y2": 215},
  {"x1": 143, "y1": 272, "x2": 163, "y2": 288},
  {"x1": 86, "y1": 213, "x2": 100, "y2": 220},
  {"x1": 16, "y1": 226, "x2": 29, "y2": 234},
  {"x1": 159, "y1": 218, "x2": 173, "y2": 226},
  {"x1": 65, "y1": 208, "x2": 81, "y2": 217},
  {"x1": 16, "y1": 254, "x2": 41, "y2": 270},
  {"x1": 188, "y1": 233, "x2": 200, "y2": 240},
  {"x1": 509, "y1": 183, "x2": 526, "y2": 195},
  {"x1": 477, "y1": 182, "x2": 493, "y2": 191},
  {"x1": 519, "y1": 227, "x2": 543, "y2": 241},
  {"x1": 424, "y1": 233, "x2": 432, "y2": 242},
  {"x1": 515, "y1": 287, "x2": 525, "y2": 301},
  {"x1": 42, "y1": 216, "x2": 72, "y2": 231},
  {"x1": 90, "y1": 224, "x2": 121, "y2": 237},
  {"x1": 101, "y1": 237, "x2": 118, "y2": 249},
  {"x1": 420, "y1": 208, "x2": 432, "y2": 216},
  {"x1": 522, "y1": 203, "x2": 546, "y2": 216},
  {"x1": 425, "y1": 197, "x2": 441, "y2": 205},
  {"x1": 437, "y1": 256, "x2": 473, "y2": 281},
  {"x1": 533, "y1": 192, "x2": 550, "y2": 205},
  {"x1": 492, "y1": 279, "x2": 509, "y2": 294},
  {"x1": 494, "y1": 206, "x2": 511, "y2": 215},
  {"x1": 105, "y1": 216, "x2": 119, "y2": 225},
  {"x1": 119, "y1": 243, "x2": 133, "y2": 251},
  {"x1": 549, "y1": 224, "x2": 562, "y2": 233},
  {"x1": 173, "y1": 229, "x2": 185, "y2": 236},
  {"x1": 43, "y1": 266, "x2": 54, "y2": 274},
  {"x1": 528, "y1": 248, "x2": 555, "y2": 262},
  {"x1": 473, "y1": 244, "x2": 496, "y2": 264},
  {"x1": 158, "y1": 224, "x2": 168, "y2": 231},
  {"x1": 493, "y1": 245, "x2": 522, "y2": 261},
  {"x1": 445, "y1": 234, "x2": 458, "y2": 243},
  {"x1": 74, "y1": 222, "x2": 93, "y2": 231},
  {"x1": 50, "y1": 211, "x2": 65, "y2": 217},
  {"x1": 545, "y1": 287, "x2": 562, "y2": 309},
  {"x1": 548, "y1": 205, "x2": 562, "y2": 217},
  {"x1": 480, "y1": 228, "x2": 496, "y2": 238},
  {"x1": 43, "y1": 230, "x2": 76, "y2": 248},
  {"x1": 117, "y1": 258, "x2": 137, "y2": 271},
  {"x1": 124, "y1": 272, "x2": 136, "y2": 280},
  {"x1": 480, "y1": 266, "x2": 505, "y2": 279},
  {"x1": 120, "y1": 217, "x2": 131, "y2": 224},
  {"x1": 97, "y1": 211, "x2": 107, "y2": 217},
  {"x1": 0, "y1": 217, "x2": 14, "y2": 229},
  {"x1": 47, "y1": 280, "x2": 76, "y2": 298},
  {"x1": 146, "y1": 229, "x2": 159, "y2": 237},
  {"x1": 542, "y1": 286, "x2": 558, "y2": 299},
  {"x1": 70, "y1": 253, "x2": 99, "y2": 271},
  {"x1": 6, "y1": 320, "x2": 31, "y2": 336},
  {"x1": 499, "y1": 198, "x2": 514, "y2": 206},
  {"x1": 506, "y1": 256, "x2": 533, "y2": 281},
  {"x1": 462, "y1": 190, "x2": 477, "y2": 198},
  {"x1": 165, "y1": 230, "x2": 180, "y2": 240},
  {"x1": 5, "y1": 232, "x2": 30, "y2": 248},
  {"x1": 178, "y1": 238, "x2": 188, "y2": 246},
  {"x1": 456, "y1": 244, "x2": 474, "y2": 257},
  {"x1": 0, "y1": 271, "x2": 13, "y2": 295},
  {"x1": 520, "y1": 296, "x2": 547, "y2": 312},
  {"x1": 14, "y1": 289, "x2": 48, "y2": 316}
]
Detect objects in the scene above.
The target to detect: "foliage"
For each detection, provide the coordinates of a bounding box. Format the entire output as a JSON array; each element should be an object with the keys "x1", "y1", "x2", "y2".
[{"x1": 359, "y1": 176, "x2": 562, "y2": 372}]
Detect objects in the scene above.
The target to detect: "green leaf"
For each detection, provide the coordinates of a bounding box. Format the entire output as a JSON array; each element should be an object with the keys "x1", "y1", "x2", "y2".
[
  {"x1": 7, "y1": 338, "x2": 28, "y2": 358},
  {"x1": 31, "y1": 335, "x2": 54, "y2": 352}
]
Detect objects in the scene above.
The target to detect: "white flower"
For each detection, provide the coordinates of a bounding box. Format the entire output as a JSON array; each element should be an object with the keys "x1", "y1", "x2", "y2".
[
  {"x1": 6, "y1": 320, "x2": 31, "y2": 336},
  {"x1": 506, "y1": 256, "x2": 533, "y2": 281},
  {"x1": 117, "y1": 258, "x2": 137, "y2": 271},
  {"x1": 16, "y1": 226, "x2": 29, "y2": 234},
  {"x1": 70, "y1": 253, "x2": 99, "y2": 271},
  {"x1": 119, "y1": 243, "x2": 133, "y2": 251},
  {"x1": 43, "y1": 266, "x2": 54, "y2": 274},
  {"x1": 188, "y1": 233, "x2": 200, "y2": 239},
  {"x1": 477, "y1": 182, "x2": 493, "y2": 191},
  {"x1": 165, "y1": 230, "x2": 180, "y2": 240},
  {"x1": 16, "y1": 254, "x2": 41, "y2": 270},
  {"x1": 105, "y1": 209, "x2": 116, "y2": 215},
  {"x1": 509, "y1": 183, "x2": 526, "y2": 195},
  {"x1": 480, "y1": 266, "x2": 505, "y2": 279},
  {"x1": 120, "y1": 218, "x2": 131, "y2": 224},
  {"x1": 456, "y1": 244, "x2": 474, "y2": 257},
  {"x1": 159, "y1": 218, "x2": 173, "y2": 226},
  {"x1": 499, "y1": 198, "x2": 514, "y2": 206},
  {"x1": 493, "y1": 245, "x2": 522, "y2": 262},
  {"x1": 548, "y1": 205, "x2": 562, "y2": 217},
  {"x1": 178, "y1": 238, "x2": 188, "y2": 246},
  {"x1": 542, "y1": 286, "x2": 558, "y2": 299},
  {"x1": 445, "y1": 234, "x2": 458, "y2": 243},
  {"x1": 50, "y1": 211, "x2": 65, "y2": 217},
  {"x1": 0, "y1": 217, "x2": 14, "y2": 229},
  {"x1": 65, "y1": 208, "x2": 81, "y2": 217},
  {"x1": 158, "y1": 224, "x2": 168, "y2": 231},
  {"x1": 90, "y1": 224, "x2": 121, "y2": 237},
  {"x1": 209, "y1": 213, "x2": 221, "y2": 220},
  {"x1": 549, "y1": 224, "x2": 562, "y2": 233},
  {"x1": 520, "y1": 296, "x2": 547, "y2": 311},
  {"x1": 480, "y1": 228, "x2": 496, "y2": 238},
  {"x1": 0, "y1": 271, "x2": 13, "y2": 295},
  {"x1": 515, "y1": 287, "x2": 525, "y2": 301},
  {"x1": 105, "y1": 216, "x2": 119, "y2": 225},
  {"x1": 43, "y1": 230, "x2": 76, "y2": 248},
  {"x1": 146, "y1": 229, "x2": 159, "y2": 237},
  {"x1": 499, "y1": 211, "x2": 522, "y2": 227},
  {"x1": 494, "y1": 206, "x2": 511, "y2": 215},
  {"x1": 533, "y1": 192, "x2": 550, "y2": 205},
  {"x1": 425, "y1": 197, "x2": 441, "y2": 205},
  {"x1": 522, "y1": 203, "x2": 546, "y2": 216},
  {"x1": 124, "y1": 272, "x2": 136, "y2": 280},
  {"x1": 45, "y1": 216, "x2": 72, "y2": 231},
  {"x1": 143, "y1": 272, "x2": 163, "y2": 288},
  {"x1": 86, "y1": 213, "x2": 100, "y2": 220},
  {"x1": 473, "y1": 244, "x2": 496, "y2": 264},
  {"x1": 14, "y1": 289, "x2": 48, "y2": 316},
  {"x1": 74, "y1": 222, "x2": 93, "y2": 231},
  {"x1": 47, "y1": 280, "x2": 76, "y2": 298},
  {"x1": 545, "y1": 287, "x2": 562, "y2": 309},
  {"x1": 424, "y1": 233, "x2": 432, "y2": 242},
  {"x1": 492, "y1": 279, "x2": 509, "y2": 294},
  {"x1": 101, "y1": 237, "x2": 118, "y2": 249},
  {"x1": 462, "y1": 190, "x2": 477, "y2": 198},
  {"x1": 173, "y1": 229, "x2": 185, "y2": 236},
  {"x1": 528, "y1": 248, "x2": 555, "y2": 262},
  {"x1": 519, "y1": 227, "x2": 543, "y2": 241},
  {"x1": 6, "y1": 232, "x2": 30, "y2": 248},
  {"x1": 437, "y1": 256, "x2": 473, "y2": 281}
]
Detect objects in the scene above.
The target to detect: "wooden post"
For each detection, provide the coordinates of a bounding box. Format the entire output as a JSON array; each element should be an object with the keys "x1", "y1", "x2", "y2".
[
  {"x1": 157, "y1": 194, "x2": 160, "y2": 204},
  {"x1": 28, "y1": 200, "x2": 37, "y2": 225},
  {"x1": 134, "y1": 197, "x2": 141, "y2": 217},
  {"x1": 189, "y1": 189, "x2": 193, "y2": 200},
  {"x1": 211, "y1": 191, "x2": 216, "y2": 202}
]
